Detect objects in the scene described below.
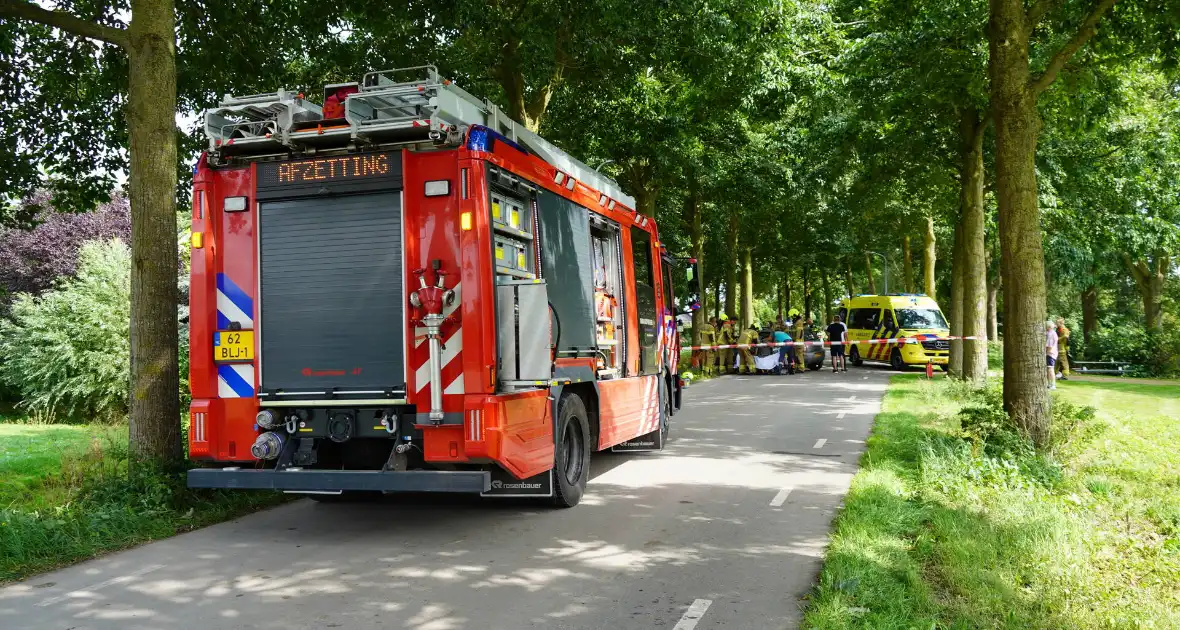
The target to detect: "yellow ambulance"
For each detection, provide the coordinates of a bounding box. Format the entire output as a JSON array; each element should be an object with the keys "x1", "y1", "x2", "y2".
[{"x1": 836, "y1": 294, "x2": 950, "y2": 370}]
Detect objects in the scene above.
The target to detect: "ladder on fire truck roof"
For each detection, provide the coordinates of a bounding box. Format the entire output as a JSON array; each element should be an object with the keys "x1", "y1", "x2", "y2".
[{"x1": 204, "y1": 64, "x2": 636, "y2": 209}]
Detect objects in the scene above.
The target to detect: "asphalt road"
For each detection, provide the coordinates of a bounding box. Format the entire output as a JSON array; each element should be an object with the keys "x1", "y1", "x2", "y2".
[{"x1": 0, "y1": 367, "x2": 892, "y2": 630}]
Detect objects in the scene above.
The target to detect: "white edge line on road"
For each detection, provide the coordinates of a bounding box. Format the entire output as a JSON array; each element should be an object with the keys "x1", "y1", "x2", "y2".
[
  {"x1": 814, "y1": 438, "x2": 827, "y2": 449},
  {"x1": 673, "y1": 598, "x2": 713, "y2": 630},
  {"x1": 837, "y1": 411, "x2": 846, "y2": 419},
  {"x1": 36, "y1": 563, "x2": 166, "y2": 607},
  {"x1": 770, "y1": 487, "x2": 792, "y2": 507}
]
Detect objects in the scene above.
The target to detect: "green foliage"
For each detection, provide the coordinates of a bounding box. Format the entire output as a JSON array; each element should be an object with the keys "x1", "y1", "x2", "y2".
[
  {"x1": 806, "y1": 375, "x2": 1180, "y2": 629},
  {"x1": 0, "y1": 424, "x2": 286, "y2": 583},
  {"x1": 0, "y1": 240, "x2": 130, "y2": 423},
  {"x1": 1084, "y1": 321, "x2": 1180, "y2": 376},
  {"x1": 0, "y1": 236, "x2": 191, "y2": 421}
]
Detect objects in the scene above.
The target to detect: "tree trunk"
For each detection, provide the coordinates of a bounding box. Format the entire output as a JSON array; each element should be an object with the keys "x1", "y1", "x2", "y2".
[
  {"x1": 0, "y1": 0, "x2": 183, "y2": 468},
  {"x1": 1081, "y1": 283, "x2": 1098, "y2": 351},
  {"x1": 960, "y1": 108, "x2": 989, "y2": 383},
  {"x1": 707, "y1": 279, "x2": 717, "y2": 320},
  {"x1": 741, "y1": 247, "x2": 754, "y2": 328},
  {"x1": 496, "y1": 37, "x2": 566, "y2": 133},
  {"x1": 924, "y1": 216, "x2": 937, "y2": 299},
  {"x1": 776, "y1": 283, "x2": 782, "y2": 319},
  {"x1": 822, "y1": 269, "x2": 833, "y2": 323},
  {"x1": 725, "y1": 210, "x2": 738, "y2": 318},
  {"x1": 902, "y1": 235, "x2": 915, "y2": 293},
  {"x1": 949, "y1": 216, "x2": 965, "y2": 378},
  {"x1": 1123, "y1": 252, "x2": 1168, "y2": 330},
  {"x1": 687, "y1": 183, "x2": 703, "y2": 348},
  {"x1": 989, "y1": 0, "x2": 1050, "y2": 444},
  {"x1": 803, "y1": 267, "x2": 812, "y2": 320},
  {"x1": 845, "y1": 262, "x2": 855, "y2": 298},
  {"x1": 784, "y1": 276, "x2": 792, "y2": 314},
  {"x1": 127, "y1": 0, "x2": 181, "y2": 465},
  {"x1": 987, "y1": 273, "x2": 1000, "y2": 344},
  {"x1": 864, "y1": 251, "x2": 877, "y2": 294},
  {"x1": 633, "y1": 187, "x2": 658, "y2": 218}
]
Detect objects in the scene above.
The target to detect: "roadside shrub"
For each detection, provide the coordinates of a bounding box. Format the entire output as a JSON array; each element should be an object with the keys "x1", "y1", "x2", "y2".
[
  {"x1": 1142, "y1": 327, "x2": 1180, "y2": 377},
  {"x1": 956, "y1": 383, "x2": 1033, "y2": 457},
  {"x1": 1046, "y1": 396, "x2": 1105, "y2": 458},
  {"x1": 0, "y1": 192, "x2": 130, "y2": 313},
  {"x1": 954, "y1": 380, "x2": 1101, "y2": 467},
  {"x1": 0, "y1": 239, "x2": 131, "y2": 423}
]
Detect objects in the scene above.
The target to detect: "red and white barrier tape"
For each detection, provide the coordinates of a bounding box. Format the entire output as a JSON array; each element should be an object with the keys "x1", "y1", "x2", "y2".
[{"x1": 685, "y1": 335, "x2": 987, "y2": 351}]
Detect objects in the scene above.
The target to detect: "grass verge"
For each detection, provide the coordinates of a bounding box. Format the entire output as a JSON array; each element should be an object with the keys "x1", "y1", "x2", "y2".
[
  {"x1": 0, "y1": 419, "x2": 286, "y2": 584},
  {"x1": 804, "y1": 375, "x2": 1180, "y2": 629}
]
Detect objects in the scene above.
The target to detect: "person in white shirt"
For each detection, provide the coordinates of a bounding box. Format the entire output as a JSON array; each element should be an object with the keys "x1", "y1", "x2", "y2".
[{"x1": 1045, "y1": 320, "x2": 1059, "y2": 390}]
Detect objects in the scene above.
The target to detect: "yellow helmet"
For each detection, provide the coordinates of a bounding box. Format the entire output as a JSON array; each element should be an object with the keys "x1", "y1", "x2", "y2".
[{"x1": 719, "y1": 314, "x2": 729, "y2": 321}]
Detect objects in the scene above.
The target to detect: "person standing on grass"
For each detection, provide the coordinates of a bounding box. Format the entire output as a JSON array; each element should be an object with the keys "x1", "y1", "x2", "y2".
[
  {"x1": 826, "y1": 314, "x2": 848, "y2": 373},
  {"x1": 1056, "y1": 317, "x2": 1071, "y2": 380},
  {"x1": 1046, "y1": 320, "x2": 1059, "y2": 390}
]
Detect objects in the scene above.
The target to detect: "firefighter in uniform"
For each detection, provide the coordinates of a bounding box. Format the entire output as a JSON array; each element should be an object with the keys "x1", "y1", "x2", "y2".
[
  {"x1": 1055, "y1": 317, "x2": 1071, "y2": 380},
  {"x1": 718, "y1": 314, "x2": 736, "y2": 374},
  {"x1": 738, "y1": 323, "x2": 759, "y2": 374},
  {"x1": 793, "y1": 315, "x2": 807, "y2": 371},
  {"x1": 697, "y1": 317, "x2": 718, "y2": 376}
]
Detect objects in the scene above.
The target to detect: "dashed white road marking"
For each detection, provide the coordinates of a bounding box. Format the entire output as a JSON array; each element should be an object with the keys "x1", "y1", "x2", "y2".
[
  {"x1": 36, "y1": 564, "x2": 165, "y2": 607},
  {"x1": 673, "y1": 599, "x2": 713, "y2": 630},
  {"x1": 770, "y1": 487, "x2": 792, "y2": 507},
  {"x1": 837, "y1": 411, "x2": 846, "y2": 419},
  {"x1": 813, "y1": 438, "x2": 827, "y2": 449}
]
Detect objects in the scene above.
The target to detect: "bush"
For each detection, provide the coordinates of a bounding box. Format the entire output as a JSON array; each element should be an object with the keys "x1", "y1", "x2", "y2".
[
  {"x1": 0, "y1": 240, "x2": 131, "y2": 423},
  {"x1": 1086, "y1": 322, "x2": 1149, "y2": 363},
  {"x1": 953, "y1": 379, "x2": 1102, "y2": 466},
  {"x1": 0, "y1": 192, "x2": 130, "y2": 313}
]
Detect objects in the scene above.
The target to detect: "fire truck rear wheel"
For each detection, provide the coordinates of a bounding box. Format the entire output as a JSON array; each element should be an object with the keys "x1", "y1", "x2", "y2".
[
  {"x1": 660, "y1": 381, "x2": 671, "y2": 444},
  {"x1": 553, "y1": 392, "x2": 591, "y2": 508}
]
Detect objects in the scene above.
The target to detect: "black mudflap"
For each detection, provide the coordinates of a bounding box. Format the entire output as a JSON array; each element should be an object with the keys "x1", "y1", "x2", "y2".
[
  {"x1": 612, "y1": 376, "x2": 668, "y2": 453},
  {"x1": 610, "y1": 427, "x2": 664, "y2": 452},
  {"x1": 480, "y1": 466, "x2": 553, "y2": 498}
]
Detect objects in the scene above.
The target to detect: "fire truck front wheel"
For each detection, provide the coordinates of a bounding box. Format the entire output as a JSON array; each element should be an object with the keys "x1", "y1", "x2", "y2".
[{"x1": 553, "y1": 392, "x2": 591, "y2": 508}]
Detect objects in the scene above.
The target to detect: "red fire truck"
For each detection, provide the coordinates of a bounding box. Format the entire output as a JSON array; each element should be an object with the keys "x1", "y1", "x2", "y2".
[{"x1": 186, "y1": 66, "x2": 682, "y2": 506}]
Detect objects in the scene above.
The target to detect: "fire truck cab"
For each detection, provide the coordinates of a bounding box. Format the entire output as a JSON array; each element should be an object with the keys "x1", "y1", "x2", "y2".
[{"x1": 186, "y1": 66, "x2": 682, "y2": 507}]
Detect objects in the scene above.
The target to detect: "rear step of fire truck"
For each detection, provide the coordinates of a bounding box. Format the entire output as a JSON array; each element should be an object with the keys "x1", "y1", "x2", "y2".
[{"x1": 203, "y1": 64, "x2": 634, "y2": 208}]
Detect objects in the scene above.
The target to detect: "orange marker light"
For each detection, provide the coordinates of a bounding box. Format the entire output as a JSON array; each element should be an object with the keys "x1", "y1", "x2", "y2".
[
  {"x1": 460, "y1": 212, "x2": 473, "y2": 231},
  {"x1": 191, "y1": 232, "x2": 204, "y2": 249}
]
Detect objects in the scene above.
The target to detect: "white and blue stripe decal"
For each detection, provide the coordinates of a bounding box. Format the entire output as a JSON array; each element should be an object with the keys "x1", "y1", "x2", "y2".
[
  {"x1": 217, "y1": 363, "x2": 255, "y2": 398},
  {"x1": 216, "y1": 273, "x2": 254, "y2": 330}
]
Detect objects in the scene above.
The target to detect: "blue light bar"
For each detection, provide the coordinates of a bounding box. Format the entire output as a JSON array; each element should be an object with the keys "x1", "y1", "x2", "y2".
[
  {"x1": 466, "y1": 126, "x2": 491, "y2": 152},
  {"x1": 465, "y1": 125, "x2": 529, "y2": 156}
]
